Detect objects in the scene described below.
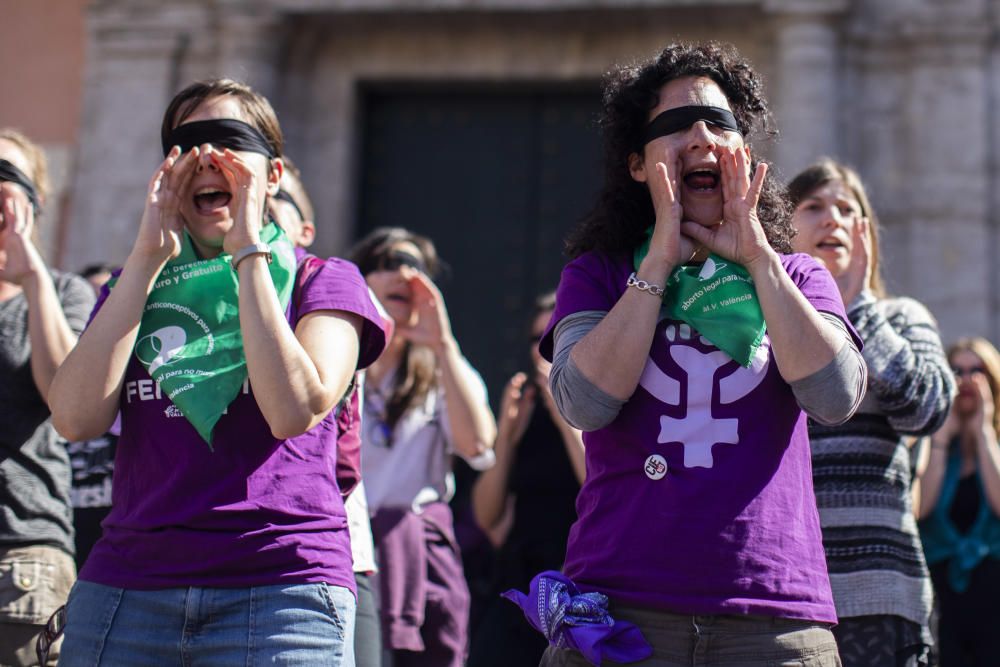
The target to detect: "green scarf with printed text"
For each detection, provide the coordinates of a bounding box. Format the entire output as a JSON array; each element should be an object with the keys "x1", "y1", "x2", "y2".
[
  {"x1": 125, "y1": 223, "x2": 296, "y2": 447},
  {"x1": 633, "y1": 228, "x2": 765, "y2": 367}
]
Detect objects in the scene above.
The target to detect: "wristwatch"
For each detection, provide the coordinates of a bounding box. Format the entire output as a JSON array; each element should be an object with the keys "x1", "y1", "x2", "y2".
[{"x1": 231, "y1": 242, "x2": 272, "y2": 270}]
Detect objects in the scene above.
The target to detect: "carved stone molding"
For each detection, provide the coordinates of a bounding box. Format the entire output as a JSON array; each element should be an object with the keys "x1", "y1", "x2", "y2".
[{"x1": 267, "y1": 0, "x2": 758, "y2": 12}]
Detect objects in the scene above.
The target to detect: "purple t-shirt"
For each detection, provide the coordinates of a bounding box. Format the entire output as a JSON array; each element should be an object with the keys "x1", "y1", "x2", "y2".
[
  {"x1": 540, "y1": 251, "x2": 855, "y2": 623},
  {"x1": 80, "y1": 258, "x2": 387, "y2": 592}
]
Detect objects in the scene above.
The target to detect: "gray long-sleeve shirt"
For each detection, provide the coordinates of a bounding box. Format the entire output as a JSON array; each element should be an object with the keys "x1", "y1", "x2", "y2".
[
  {"x1": 0, "y1": 271, "x2": 96, "y2": 555},
  {"x1": 550, "y1": 309, "x2": 866, "y2": 432}
]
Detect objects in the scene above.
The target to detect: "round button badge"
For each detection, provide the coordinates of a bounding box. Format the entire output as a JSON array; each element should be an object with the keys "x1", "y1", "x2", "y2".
[{"x1": 644, "y1": 454, "x2": 668, "y2": 480}]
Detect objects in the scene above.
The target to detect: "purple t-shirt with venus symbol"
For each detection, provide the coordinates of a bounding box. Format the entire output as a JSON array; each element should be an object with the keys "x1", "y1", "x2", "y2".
[{"x1": 540, "y1": 250, "x2": 858, "y2": 623}]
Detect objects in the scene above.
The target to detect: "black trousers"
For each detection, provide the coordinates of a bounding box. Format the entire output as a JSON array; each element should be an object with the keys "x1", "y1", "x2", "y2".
[
  {"x1": 355, "y1": 572, "x2": 383, "y2": 667},
  {"x1": 930, "y1": 559, "x2": 1000, "y2": 667}
]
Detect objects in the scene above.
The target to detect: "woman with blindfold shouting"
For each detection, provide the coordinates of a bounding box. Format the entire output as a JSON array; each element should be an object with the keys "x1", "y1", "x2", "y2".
[
  {"x1": 349, "y1": 228, "x2": 497, "y2": 667},
  {"x1": 503, "y1": 43, "x2": 866, "y2": 666},
  {"x1": 49, "y1": 79, "x2": 387, "y2": 666},
  {"x1": 0, "y1": 129, "x2": 94, "y2": 666}
]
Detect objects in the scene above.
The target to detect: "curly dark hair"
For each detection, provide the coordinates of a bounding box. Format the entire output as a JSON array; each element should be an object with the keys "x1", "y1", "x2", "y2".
[{"x1": 566, "y1": 42, "x2": 794, "y2": 258}]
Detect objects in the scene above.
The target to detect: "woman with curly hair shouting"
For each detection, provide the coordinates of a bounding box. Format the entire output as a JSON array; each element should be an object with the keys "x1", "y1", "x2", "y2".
[{"x1": 506, "y1": 42, "x2": 865, "y2": 667}]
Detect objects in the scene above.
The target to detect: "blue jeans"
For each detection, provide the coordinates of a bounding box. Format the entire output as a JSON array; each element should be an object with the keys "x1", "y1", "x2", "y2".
[{"x1": 58, "y1": 580, "x2": 356, "y2": 666}]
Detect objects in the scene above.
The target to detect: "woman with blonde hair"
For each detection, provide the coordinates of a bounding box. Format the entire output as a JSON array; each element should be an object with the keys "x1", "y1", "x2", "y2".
[
  {"x1": 788, "y1": 158, "x2": 954, "y2": 667},
  {"x1": 0, "y1": 128, "x2": 94, "y2": 666},
  {"x1": 917, "y1": 337, "x2": 1000, "y2": 666}
]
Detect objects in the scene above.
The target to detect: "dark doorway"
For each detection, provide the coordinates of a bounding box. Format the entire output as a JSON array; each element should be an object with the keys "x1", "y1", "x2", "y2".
[{"x1": 357, "y1": 86, "x2": 603, "y2": 404}]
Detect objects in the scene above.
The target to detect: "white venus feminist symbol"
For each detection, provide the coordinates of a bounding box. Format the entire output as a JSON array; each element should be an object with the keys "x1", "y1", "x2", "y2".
[
  {"x1": 637, "y1": 324, "x2": 770, "y2": 468},
  {"x1": 139, "y1": 325, "x2": 187, "y2": 374}
]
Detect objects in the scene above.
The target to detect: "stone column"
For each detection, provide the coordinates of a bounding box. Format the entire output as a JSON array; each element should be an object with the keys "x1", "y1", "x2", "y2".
[
  {"x1": 63, "y1": 3, "x2": 208, "y2": 267},
  {"x1": 290, "y1": 53, "x2": 357, "y2": 257},
  {"x1": 847, "y1": 1, "x2": 991, "y2": 343},
  {"x1": 212, "y1": 1, "x2": 285, "y2": 99},
  {"x1": 906, "y1": 34, "x2": 990, "y2": 343},
  {"x1": 765, "y1": 1, "x2": 846, "y2": 176},
  {"x1": 989, "y1": 0, "x2": 1000, "y2": 342}
]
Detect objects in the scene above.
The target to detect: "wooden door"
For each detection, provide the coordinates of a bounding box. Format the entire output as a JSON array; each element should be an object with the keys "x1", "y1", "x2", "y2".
[{"x1": 358, "y1": 86, "x2": 603, "y2": 405}]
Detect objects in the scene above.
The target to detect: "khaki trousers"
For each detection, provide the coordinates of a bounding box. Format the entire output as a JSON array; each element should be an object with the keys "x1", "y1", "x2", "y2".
[
  {"x1": 540, "y1": 605, "x2": 841, "y2": 667},
  {"x1": 0, "y1": 546, "x2": 76, "y2": 667}
]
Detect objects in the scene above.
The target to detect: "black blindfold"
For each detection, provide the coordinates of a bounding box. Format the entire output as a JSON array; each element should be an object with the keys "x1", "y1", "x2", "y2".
[
  {"x1": 0, "y1": 159, "x2": 41, "y2": 214},
  {"x1": 642, "y1": 106, "x2": 741, "y2": 147},
  {"x1": 359, "y1": 250, "x2": 428, "y2": 277},
  {"x1": 163, "y1": 119, "x2": 276, "y2": 159},
  {"x1": 274, "y1": 189, "x2": 306, "y2": 224}
]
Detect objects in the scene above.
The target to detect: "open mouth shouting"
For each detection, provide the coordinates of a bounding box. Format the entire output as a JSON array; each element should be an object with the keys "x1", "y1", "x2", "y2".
[
  {"x1": 193, "y1": 185, "x2": 233, "y2": 216},
  {"x1": 682, "y1": 166, "x2": 720, "y2": 196},
  {"x1": 383, "y1": 290, "x2": 411, "y2": 307}
]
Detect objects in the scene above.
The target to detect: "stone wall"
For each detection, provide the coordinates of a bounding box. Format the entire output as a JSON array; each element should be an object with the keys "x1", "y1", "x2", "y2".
[
  {"x1": 66, "y1": 0, "x2": 999, "y2": 343},
  {"x1": 0, "y1": 0, "x2": 88, "y2": 265}
]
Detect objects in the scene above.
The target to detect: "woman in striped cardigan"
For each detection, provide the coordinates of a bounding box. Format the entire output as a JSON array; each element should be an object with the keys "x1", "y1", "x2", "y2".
[{"x1": 788, "y1": 159, "x2": 955, "y2": 667}]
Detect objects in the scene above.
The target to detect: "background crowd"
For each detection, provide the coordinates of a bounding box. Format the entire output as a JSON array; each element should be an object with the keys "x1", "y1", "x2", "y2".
[{"x1": 0, "y1": 37, "x2": 996, "y2": 667}]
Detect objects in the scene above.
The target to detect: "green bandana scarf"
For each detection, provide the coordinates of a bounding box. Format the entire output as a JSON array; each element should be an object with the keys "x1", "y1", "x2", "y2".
[
  {"x1": 126, "y1": 223, "x2": 296, "y2": 447},
  {"x1": 633, "y1": 228, "x2": 766, "y2": 367}
]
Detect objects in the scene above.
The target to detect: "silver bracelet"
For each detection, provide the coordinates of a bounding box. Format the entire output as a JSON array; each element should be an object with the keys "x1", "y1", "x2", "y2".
[
  {"x1": 627, "y1": 272, "x2": 664, "y2": 297},
  {"x1": 231, "y1": 242, "x2": 272, "y2": 270}
]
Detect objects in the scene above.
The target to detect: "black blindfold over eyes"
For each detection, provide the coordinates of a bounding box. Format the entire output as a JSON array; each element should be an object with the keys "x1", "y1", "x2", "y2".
[
  {"x1": 273, "y1": 189, "x2": 306, "y2": 224},
  {"x1": 163, "y1": 119, "x2": 276, "y2": 159},
  {"x1": 379, "y1": 250, "x2": 427, "y2": 274},
  {"x1": 361, "y1": 250, "x2": 428, "y2": 276},
  {"x1": 0, "y1": 159, "x2": 41, "y2": 215},
  {"x1": 641, "y1": 105, "x2": 741, "y2": 147}
]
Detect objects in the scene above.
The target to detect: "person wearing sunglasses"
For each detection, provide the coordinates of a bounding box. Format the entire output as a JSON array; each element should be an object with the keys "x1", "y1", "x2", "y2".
[{"x1": 917, "y1": 337, "x2": 1000, "y2": 666}]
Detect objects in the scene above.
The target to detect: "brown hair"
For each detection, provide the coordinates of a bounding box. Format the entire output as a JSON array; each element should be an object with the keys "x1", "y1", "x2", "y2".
[
  {"x1": 0, "y1": 128, "x2": 50, "y2": 207},
  {"x1": 161, "y1": 79, "x2": 283, "y2": 159},
  {"x1": 787, "y1": 158, "x2": 887, "y2": 298},
  {"x1": 349, "y1": 227, "x2": 443, "y2": 434},
  {"x1": 948, "y1": 338, "x2": 1000, "y2": 434}
]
